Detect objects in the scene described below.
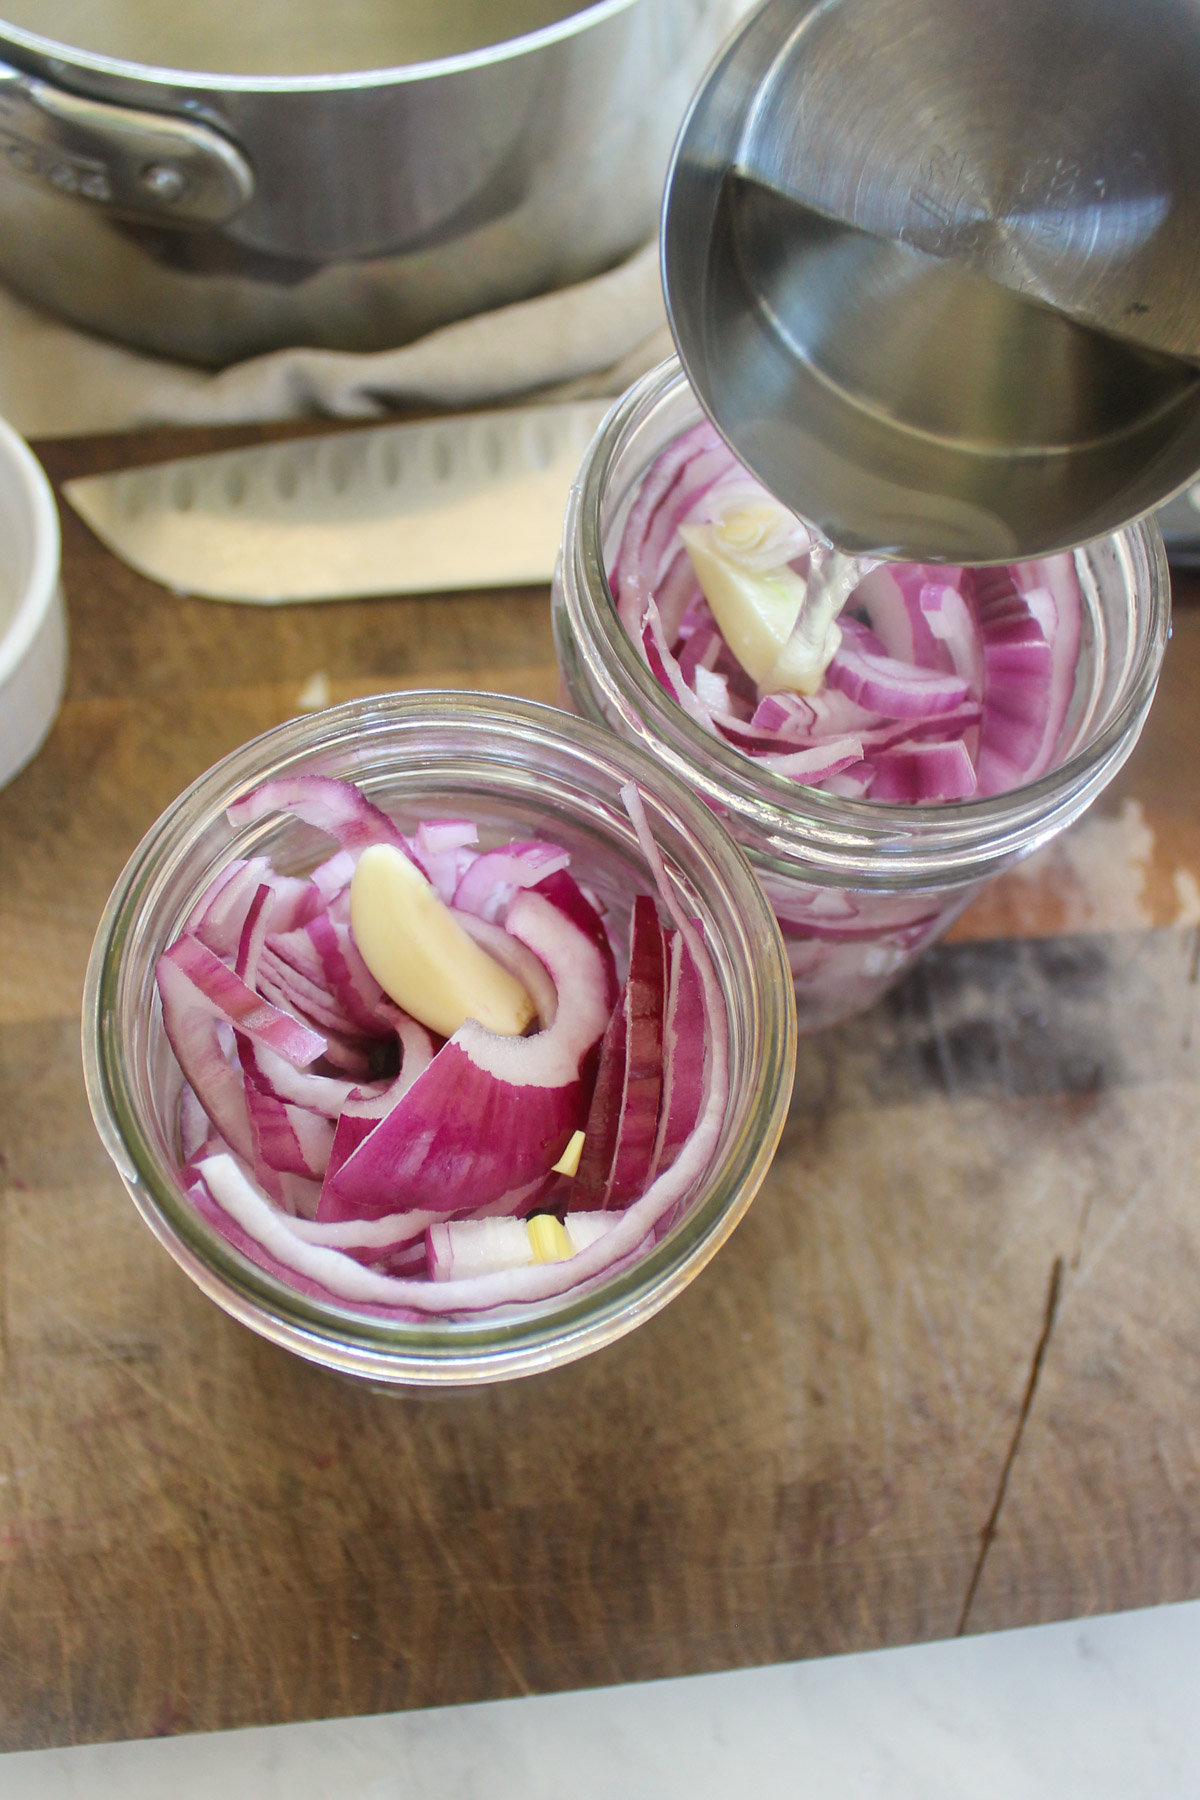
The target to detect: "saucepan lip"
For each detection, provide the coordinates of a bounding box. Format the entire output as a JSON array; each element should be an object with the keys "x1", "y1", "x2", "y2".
[{"x1": 0, "y1": 0, "x2": 649, "y2": 93}]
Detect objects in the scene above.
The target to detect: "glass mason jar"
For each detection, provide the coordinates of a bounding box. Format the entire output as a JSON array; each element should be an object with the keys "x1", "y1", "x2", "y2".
[
  {"x1": 553, "y1": 359, "x2": 1172, "y2": 1033},
  {"x1": 82, "y1": 692, "x2": 795, "y2": 1388}
]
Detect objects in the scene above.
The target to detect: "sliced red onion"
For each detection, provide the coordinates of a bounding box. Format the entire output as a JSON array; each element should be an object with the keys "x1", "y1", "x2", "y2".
[
  {"x1": 312, "y1": 1032, "x2": 376, "y2": 1080},
  {"x1": 427, "y1": 1216, "x2": 530, "y2": 1280},
  {"x1": 159, "y1": 936, "x2": 326, "y2": 1068},
  {"x1": 247, "y1": 1042, "x2": 359, "y2": 1119},
  {"x1": 456, "y1": 911, "x2": 559, "y2": 1027},
  {"x1": 234, "y1": 884, "x2": 273, "y2": 986},
  {"x1": 641, "y1": 599, "x2": 724, "y2": 734},
  {"x1": 867, "y1": 738, "x2": 978, "y2": 803},
  {"x1": 179, "y1": 1082, "x2": 212, "y2": 1164},
  {"x1": 602, "y1": 896, "x2": 667, "y2": 1206},
  {"x1": 825, "y1": 619, "x2": 971, "y2": 719},
  {"x1": 187, "y1": 856, "x2": 273, "y2": 958},
  {"x1": 158, "y1": 962, "x2": 253, "y2": 1162},
  {"x1": 967, "y1": 567, "x2": 1056, "y2": 795},
  {"x1": 675, "y1": 611, "x2": 724, "y2": 686},
  {"x1": 564, "y1": 1212, "x2": 616, "y2": 1254},
  {"x1": 693, "y1": 665, "x2": 732, "y2": 714},
  {"x1": 615, "y1": 432, "x2": 1085, "y2": 808},
  {"x1": 918, "y1": 580, "x2": 986, "y2": 698},
  {"x1": 240, "y1": 1037, "x2": 335, "y2": 1191},
  {"x1": 198, "y1": 1153, "x2": 440, "y2": 1308},
  {"x1": 318, "y1": 885, "x2": 613, "y2": 1220},
  {"x1": 304, "y1": 901, "x2": 392, "y2": 1037},
  {"x1": 754, "y1": 736, "x2": 866, "y2": 781},
  {"x1": 256, "y1": 944, "x2": 364, "y2": 1042},
  {"x1": 569, "y1": 987, "x2": 628, "y2": 1207},
  {"x1": 529, "y1": 868, "x2": 619, "y2": 1014},
  {"x1": 647, "y1": 929, "x2": 707, "y2": 1183},
  {"x1": 198, "y1": 1149, "x2": 657, "y2": 1315},
  {"x1": 310, "y1": 848, "x2": 358, "y2": 901},
  {"x1": 613, "y1": 421, "x2": 730, "y2": 635},
  {"x1": 751, "y1": 692, "x2": 817, "y2": 735},
  {"x1": 322, "y1": 1009, "x2": 437, "y2": 1191},
  {"x1": 427, "y1": 1209, "x2": 624, "y2": 1281},
  {"x1": 996, "y1": 561, "x2": 1081, "y2": 784},
  {"x1": 290, "y1": 1206, "x2": 443, "y2": 1256},
  {"x1": 451, "y1": 841, "x2": 571, "y2": 922},
  {"x1": 413, "y1": 818, "x2": 479, "y2": 903},
  {"x1": 227, "y1": 775, "x2": 417, "y2": 861},
  {"x1": 159, "y1": 779, "x2": 732, "y2": 1321},
  {"x1": 465, "y1": 1174, "x2": 556, "y2": 1219}
]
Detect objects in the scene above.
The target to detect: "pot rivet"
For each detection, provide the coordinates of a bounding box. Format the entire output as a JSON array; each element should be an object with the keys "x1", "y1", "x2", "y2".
[{"x1": 139, "y1": 162, "x2": 188, "y2": 204}]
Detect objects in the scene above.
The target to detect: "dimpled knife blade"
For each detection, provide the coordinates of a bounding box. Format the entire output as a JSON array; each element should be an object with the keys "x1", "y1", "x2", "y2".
[{"x1": 63, "y1": 400, "x2": 611, "y2": 602}]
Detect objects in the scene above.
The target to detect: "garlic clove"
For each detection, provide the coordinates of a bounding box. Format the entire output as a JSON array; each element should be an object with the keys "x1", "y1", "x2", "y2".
[
  {"x1": 678, "y1": 522, "x2": 806, "y2": 683},
  {"x1": 350, "y1": 843, "x2": 535, "y2": 1040}
]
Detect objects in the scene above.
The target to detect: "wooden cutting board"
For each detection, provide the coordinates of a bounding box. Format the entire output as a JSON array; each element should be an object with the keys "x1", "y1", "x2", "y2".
[{"x1": 1, "y1": 423, "x2": 1197, "y2": 1752}]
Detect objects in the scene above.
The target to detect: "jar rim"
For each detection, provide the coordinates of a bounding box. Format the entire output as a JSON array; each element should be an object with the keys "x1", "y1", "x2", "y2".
[
  {"x1": 81, "y1": 690, "x2": 796, "y2": 1385},
  {"x1": 561, "y1": 358, "x2": 1172, "y2": 890}
]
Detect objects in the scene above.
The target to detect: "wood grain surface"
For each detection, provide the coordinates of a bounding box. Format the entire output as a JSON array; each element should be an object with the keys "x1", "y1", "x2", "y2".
[{"x1": 1, "y1": 426, "x2": 1198, "y2": 1751}]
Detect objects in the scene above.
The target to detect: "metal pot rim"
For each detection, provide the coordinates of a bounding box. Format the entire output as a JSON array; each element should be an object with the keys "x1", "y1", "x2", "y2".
[{"x1": 0, "y1": 0, "x2": 642, "y2": 93}]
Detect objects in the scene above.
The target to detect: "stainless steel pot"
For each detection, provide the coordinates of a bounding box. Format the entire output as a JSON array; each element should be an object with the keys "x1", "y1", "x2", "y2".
[{"x1": 0, "y1": 0, "x2": 723, "y2": 365}]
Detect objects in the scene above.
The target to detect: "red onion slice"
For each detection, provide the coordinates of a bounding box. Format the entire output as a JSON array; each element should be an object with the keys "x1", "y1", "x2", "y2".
[
  {"x1": 234, "y1": 884, "x2": 273, "y2": 986},
  {"x1": 647, "y1": 928, "x2": 707, "y2": 1183},
  {"x1": 158, "y1": 970, "x2": 253, "y2": 1162},
  {"x1": 158, "y1": 936, "x2": 326, "y2": 1069},
  {"x1": 240, "y1": 1037, "x2": 335, "y2": 1194},
  {"x1": 529, "y1": 868, "x2": 619, "y2": 1014},
  {"x1": 604, "y1": 895, "x2": 668, "y2": 1206},
  {"x1": 868, "y1": 738, "x2": 978, "y2": 802},
  {"x1": 304, "y1": 902, "x2": 393, "y2": 1037},
  {"x1": 641, "y1": 600, "x2": 723, "y2": 735},
  {"x1": 322, "y1": 1009, "x2": 438, "y2": 1194},
  {"x1": 256, "y1": 945, "x2": 365, "y2": 1043},
  {"x1": 413, "y1": 818, "x2": 479, "y2": 904},
  {"x1": 187, "y1": 856, "x2": 274, "y2": 958},
  {"x1": 310, "y1": 848, "x2": 357, "y2": 900},
  {"x1": 570, "y1": 989, "x2": 627, "y2": 1207},
  {"x1": 825, "y1": 620, "x2": 972, "y2": 719},
  {"x1": 452, "y1": 842, "x2": 571, "y2": 922},
  {"x1": 427, "y1": 1210, "x2": 624, "y2": 1281},
  {"x1": 227, "y1": 775, "x2": 418, "y2": 862},
  {"x1": 754, "y1": 736, "x2": 866, "y2": 781},
  {"x1": 456, "y1": 911, "x2": 559, "y2": 1028},
  {"x1": 968, "y1": 567, "x2": 1056, "y2": 795},
  {"x1": 613, "y1": 421, "x2": 729, "y2": 635},
  {"x1": 179, "y1": 1081, "x2": 213, "y2": 1164},
  {"x1": 317, "y1": 885, "x2": 612, "y2": 1220},
  {"x1": 247, "y1": 1043, "x2": 359, "y2": 1119}
]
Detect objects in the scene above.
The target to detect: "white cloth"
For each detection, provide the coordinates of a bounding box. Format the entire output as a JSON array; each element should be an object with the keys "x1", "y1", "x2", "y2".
[{"x1": 0, "y1": 238, "x2": 674, "y2": 439}]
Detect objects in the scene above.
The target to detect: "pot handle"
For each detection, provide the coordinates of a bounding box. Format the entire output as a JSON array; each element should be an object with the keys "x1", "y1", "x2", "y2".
[{"x1": 0, "y1": 58, "x2": 254, "y2": 226}]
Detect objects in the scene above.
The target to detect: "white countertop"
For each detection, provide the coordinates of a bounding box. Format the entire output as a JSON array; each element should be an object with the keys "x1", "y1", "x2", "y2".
[{"x1": 3, "y1": 1598, "x2": 1198, "y2": 1798}]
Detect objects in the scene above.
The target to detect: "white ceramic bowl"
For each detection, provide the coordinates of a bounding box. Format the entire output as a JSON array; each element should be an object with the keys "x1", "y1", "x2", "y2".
[{"x1": 0, "y1": 413, "x2": 66, "y2": 788}]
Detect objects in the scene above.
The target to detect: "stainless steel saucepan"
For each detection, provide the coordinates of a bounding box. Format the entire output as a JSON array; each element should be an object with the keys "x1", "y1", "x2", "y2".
[
  {"x1": 662, "y1": 0, "x2": 1200, "y2": 562},
  {"x1": 0, "y1": 0, "x2": 725, "y2": 365}
]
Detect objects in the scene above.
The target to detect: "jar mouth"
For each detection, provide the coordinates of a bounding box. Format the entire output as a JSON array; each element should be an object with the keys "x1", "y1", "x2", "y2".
[
  {"x1": 564, "y1": 359, "x2": 1172, "y2": 890},
  {"x1": 81, "y1": 691, "x2": 796, "y2": 1385}
]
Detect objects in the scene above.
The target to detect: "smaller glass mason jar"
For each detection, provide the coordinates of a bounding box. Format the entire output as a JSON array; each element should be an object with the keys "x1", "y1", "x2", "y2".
[
  {"x1": 553, "y1": 360, "x2": 1172, "y2": 1034},
  {"x1": 82, "y1": 692, "x2": 795, "y2": 1388}
]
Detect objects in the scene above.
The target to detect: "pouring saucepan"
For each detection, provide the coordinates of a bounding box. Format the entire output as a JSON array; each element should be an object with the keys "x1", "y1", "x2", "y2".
[{"x1": 662, "y1": 0, "x2": 1200, "y2": 562}]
